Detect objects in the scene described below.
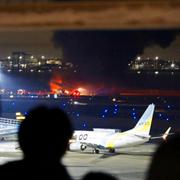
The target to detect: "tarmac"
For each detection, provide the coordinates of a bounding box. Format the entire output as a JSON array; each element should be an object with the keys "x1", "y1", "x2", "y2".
[{"x1": 0, "y1": 142, "x2": 158, "y2": 180}]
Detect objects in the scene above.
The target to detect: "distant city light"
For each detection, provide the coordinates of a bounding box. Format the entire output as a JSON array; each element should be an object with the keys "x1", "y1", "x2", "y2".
[
  {"x1": 155, "y1": 71, "x2": 159, "y2": 75},
  {"x1": 137, "y1": 56, "x2": 141, "y2": 60},
  {"x1": 41, "y1": 55, "x2": 45, "y2": 59},
  {"x1": 171, "y1": 63, "x2": 175, "y2": 68},
  {"x1": 155, "y1": 56, "x2": 159, "y2": 60},
  {"x1": 112, "y1": 98, "x2": 116, "y2": 102}
]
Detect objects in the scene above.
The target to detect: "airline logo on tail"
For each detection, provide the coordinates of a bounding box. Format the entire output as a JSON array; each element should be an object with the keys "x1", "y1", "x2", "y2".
[{"x1": 133, "y1": 103, "x2": 155, "y2": 136}]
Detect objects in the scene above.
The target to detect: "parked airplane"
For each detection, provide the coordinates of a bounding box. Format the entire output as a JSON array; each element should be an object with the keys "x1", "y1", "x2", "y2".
[
  {"x1": 69, "y1": 104, "x2": 170, "y2": 154},
  {"x1": 0, "y1": 112, "x2": 24, "y2": 141}
]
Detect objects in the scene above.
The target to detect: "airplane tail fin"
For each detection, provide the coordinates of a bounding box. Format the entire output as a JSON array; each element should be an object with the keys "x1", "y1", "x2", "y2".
[{"x1": 133, "y1": 104, "x2": 155, "y2": 136}]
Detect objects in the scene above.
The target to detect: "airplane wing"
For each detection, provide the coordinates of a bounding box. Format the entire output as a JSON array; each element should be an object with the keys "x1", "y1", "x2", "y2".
[{"x1": 151, "y1": 127, "x2": 174, "y2": 140}]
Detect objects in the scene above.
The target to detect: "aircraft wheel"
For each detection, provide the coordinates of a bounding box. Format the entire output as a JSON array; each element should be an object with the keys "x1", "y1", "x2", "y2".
[
  {"x1": 93, "y1": 149, "x2": 99, "y2": 154},
  {"x1": 109, "y1": 148, "x2": 115, "y2": 153}
]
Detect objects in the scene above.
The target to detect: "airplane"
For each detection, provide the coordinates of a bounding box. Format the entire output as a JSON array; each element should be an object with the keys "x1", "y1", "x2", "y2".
[
  {"x1": 68, "y1": 103, "x2": 171, "y2": 154},
  {"x1": 0, "y1": 112, "x2": 24, "y2": 141}
]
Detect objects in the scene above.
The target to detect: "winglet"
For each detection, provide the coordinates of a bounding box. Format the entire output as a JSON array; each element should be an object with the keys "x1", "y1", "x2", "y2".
[
  {"x1": 162, "y1": 127, "x2": 171, "y2": 140},
  {"x1": 133, "y1": 103, "x2": 155, "y2": 136}
]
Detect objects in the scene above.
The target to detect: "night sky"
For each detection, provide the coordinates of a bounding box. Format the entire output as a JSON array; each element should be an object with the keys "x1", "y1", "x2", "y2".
[
  {"x1": 0, "y1": 29, "x2": 180, "y2": 90},
  {"x1": 52, "y1": 29, "x2": 180, "y2": 89}
]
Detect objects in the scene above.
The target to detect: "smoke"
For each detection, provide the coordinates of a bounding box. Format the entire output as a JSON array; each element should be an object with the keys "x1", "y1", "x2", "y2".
[{"x1": 52, "y1": 30, "x2": 180, "y2": 84}]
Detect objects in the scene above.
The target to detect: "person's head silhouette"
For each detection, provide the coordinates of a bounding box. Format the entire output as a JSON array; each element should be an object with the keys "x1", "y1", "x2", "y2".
[
  {"x1": 18, "y1": 106, "x2": 73, "y2": 164},
  {"x1": 146, "y1": 133, "x2": 180, "y2": 180}
]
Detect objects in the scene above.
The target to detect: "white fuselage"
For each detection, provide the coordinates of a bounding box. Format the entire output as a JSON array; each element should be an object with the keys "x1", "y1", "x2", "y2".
[{"x1": 69, "y1": 129, "x2": 150, "y2": 152}]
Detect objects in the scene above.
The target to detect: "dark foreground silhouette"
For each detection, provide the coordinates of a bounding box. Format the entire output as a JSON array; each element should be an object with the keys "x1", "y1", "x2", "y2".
[
  {"x1": 82, "y1": 172, "x2": 118, "y2": 180},
  {"x1": 0, "y1": 106, "x2": 73, "y2": 180},
  {"x1": 146, "y1": 133, "x2": 180, "y2": 180}
]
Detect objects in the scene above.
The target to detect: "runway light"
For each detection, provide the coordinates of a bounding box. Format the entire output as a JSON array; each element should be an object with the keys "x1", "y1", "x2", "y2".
[
  {"x1": 112, "y1": 98, "x2": 116, "y2": 102},
  {"x1": 76, "y1": 113, "x2": 80, "y2": 117},
  {"x1": 159, "y1": 113, "x2": 162, "y2": 117},
  {"x1": 10, "y1": 95, "x2": 14, "y2": 98},
  {"x1": 83, "y1": 123, "x2": 87, "y2": 128},
  {"x1": 104, "y1": 109, "x2": 108, "y2": 113},
  {"x1": 102, "y1": 115, "x2": 105, "y2": 118},
  {"x1": 114, "y1": 104, "x2": 118, "y2": 107}
]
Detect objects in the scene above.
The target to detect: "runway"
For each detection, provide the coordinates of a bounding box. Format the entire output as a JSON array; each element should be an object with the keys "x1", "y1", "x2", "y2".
[{"x1": 0, "y1": 142, "x2": 158, "y2": 180}]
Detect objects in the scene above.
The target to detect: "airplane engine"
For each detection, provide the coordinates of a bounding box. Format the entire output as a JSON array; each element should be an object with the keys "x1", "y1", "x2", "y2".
[
  {"x1": 80, "y1": 144, "x2": 87, "y2": 151},
  {"x1": 68, "y1": 142, "x2": 82, "y2": 151}
]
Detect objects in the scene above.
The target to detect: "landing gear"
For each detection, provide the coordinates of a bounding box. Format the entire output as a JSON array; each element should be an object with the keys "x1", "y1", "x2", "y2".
[
  {"x1": 92, "y1": 149, "x2": 100, "y2": 154},
  {"x1": 109, "y1": 148, "x2": 115, "y2": 153},
  {"x1": 80, "y1": 144, "x2": 87, "y2": 151}
]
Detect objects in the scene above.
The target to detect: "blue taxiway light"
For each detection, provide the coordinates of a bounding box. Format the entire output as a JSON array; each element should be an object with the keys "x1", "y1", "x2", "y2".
[
  {"x1": 104, "y1": 109, "x2": 108, "y2": 113},
  {"x1": 159, "y1": 113, "x2": 162, "y2": 117}
]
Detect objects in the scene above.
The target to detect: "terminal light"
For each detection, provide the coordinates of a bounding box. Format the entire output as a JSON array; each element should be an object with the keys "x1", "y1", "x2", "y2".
[
  {"x1": 137, "y1": 56, "x2": 141, "y2": 60},
  {"x1": 171, "y1": 63, "x2": 175, "y2": 68}
]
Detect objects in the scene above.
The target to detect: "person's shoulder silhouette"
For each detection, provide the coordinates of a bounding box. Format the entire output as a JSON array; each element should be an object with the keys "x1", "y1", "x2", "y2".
[
  {"x1": 146, "y1": 133, "x2": 180, "y2": 180},
  {"x1": 0, "y1": 105, "x2": 73, "y2": 180},
  {"x1": 82, "y1": 171, "x2": 118, "y2": 180}
]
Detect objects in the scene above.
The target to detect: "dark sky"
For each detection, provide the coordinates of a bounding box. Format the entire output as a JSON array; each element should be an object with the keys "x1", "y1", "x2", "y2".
[
  {"x1": 52, "y1": 30, "x2": 180, "y2": 88},
  {"x1": 1, "y1": 29, "x2": 180, "y2": 90}
]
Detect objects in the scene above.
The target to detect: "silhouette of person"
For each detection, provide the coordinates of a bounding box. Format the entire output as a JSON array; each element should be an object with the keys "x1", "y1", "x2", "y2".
[
  {"x1": 0, "y1": 105, "x2": 73, "y2": 180},
  {"x1": 82, "y1": 171, "x2": 118, "y2": 180},
  {"x1": 146, "y1": 133, "x2": 180, "y2": 180}
]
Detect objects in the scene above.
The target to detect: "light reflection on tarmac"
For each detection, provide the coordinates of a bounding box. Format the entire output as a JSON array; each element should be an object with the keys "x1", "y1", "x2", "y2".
[{"x1": 0, "y1": 142, "x2": 158, "y2": 180}]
